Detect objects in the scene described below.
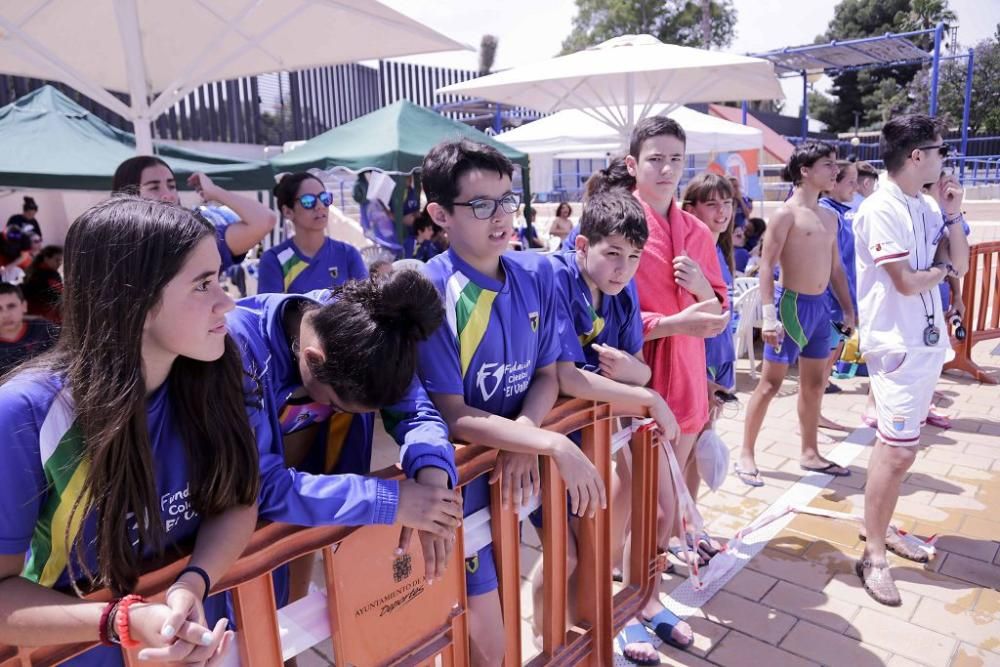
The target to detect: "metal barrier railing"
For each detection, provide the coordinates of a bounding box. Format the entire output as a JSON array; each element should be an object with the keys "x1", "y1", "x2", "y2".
[
  {"x1": 945, "y1": 241, "x2": 1000, "y2": 384},
  {"x1": 0, "y1": 397, "x2": 665, "y2": 667}
]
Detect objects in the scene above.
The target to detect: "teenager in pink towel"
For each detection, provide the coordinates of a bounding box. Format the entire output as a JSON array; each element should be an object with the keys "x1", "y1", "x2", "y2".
[{"x1": 602, "y1": 116, "x2": 731, "y2": 664}]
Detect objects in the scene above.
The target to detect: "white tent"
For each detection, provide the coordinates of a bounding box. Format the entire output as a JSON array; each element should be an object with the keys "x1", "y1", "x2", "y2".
[
  {"x1": 497, "y1": 105, "x2": 763, "y2": 158},
  {"x1": 498, "y1": 105, "x2": 763, "y2": 195},
  {"x1": 438, "y1": 34, "x2": 782, "y2": 140},
  {"x1": 0, "y1": 0, "x2": 467, "y2": 154}
]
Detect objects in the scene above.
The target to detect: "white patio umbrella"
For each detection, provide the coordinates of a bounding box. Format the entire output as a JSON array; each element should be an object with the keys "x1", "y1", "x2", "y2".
[
  {"x1": 497, "y1": 105, "x2": 763, "y2": 158},
  {"x1": 438, "y1": 34, "x2": 782, "y2": 140},
  {"x1": 0, "y1": 0, "x2": 467, "y2": 154}
]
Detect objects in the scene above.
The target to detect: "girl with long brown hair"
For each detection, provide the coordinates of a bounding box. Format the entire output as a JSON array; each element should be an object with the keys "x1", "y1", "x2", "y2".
[
  {"x1": 677, "y1": 173, "x2": 736, "y2": 559},
  {"x1": 0, "y1": 196, "x2": 261, "y2": 665}
]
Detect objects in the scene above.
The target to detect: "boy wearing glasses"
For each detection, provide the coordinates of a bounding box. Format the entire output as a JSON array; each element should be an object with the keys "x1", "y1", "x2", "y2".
[
  {"x1": 853, "y1": 115, "x2": 966, "y2": 606},
  {"x1": 418, "y1": 139, "x2": 606, "y2": 665},
  {"x1": 739, "y1": 141, "x2": 856, "y2": 486},
  {"x1": 258, "y1": 172, "x2": 367, "y2": 294}
]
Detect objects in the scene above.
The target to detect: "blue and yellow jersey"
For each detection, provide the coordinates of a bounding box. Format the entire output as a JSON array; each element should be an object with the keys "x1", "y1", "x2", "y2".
[
  {"x1": 418, "y1": 249, "x2": 561, "y2": 517},
  {"x1": 257, "y1": 237, "x2": 367, "y2": 295},
  {"x1": 548, "y1": 250, "x2": 643, "y2": 372},
  {"x1": 226, "y1": 290, "x2": 457, "y2": 528}
]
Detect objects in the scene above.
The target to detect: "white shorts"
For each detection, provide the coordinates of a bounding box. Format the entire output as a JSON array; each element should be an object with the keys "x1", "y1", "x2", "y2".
[{"x1": 867, "y1": 349, "x2": 946, "y2": 446}]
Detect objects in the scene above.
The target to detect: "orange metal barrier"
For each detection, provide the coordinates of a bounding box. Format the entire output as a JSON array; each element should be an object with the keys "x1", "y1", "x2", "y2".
[
  {"x1": 946, "y1": 241, "x2": 1000, "y2": 384},
  {"x1": 0, "y1": 397, "x2": 664, "y2": 666}
]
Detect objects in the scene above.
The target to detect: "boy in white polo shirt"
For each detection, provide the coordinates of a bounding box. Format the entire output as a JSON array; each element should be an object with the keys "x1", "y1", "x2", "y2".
[{"x1": 853, "y1": 114, "x2": 968, "y2": 606}]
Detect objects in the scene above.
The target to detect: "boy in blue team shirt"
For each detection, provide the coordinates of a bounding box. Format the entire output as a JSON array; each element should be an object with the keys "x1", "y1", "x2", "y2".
[
  {"x1": 550, "y1": 188, "x2": 680, "y2": 440},
  {"x1": 404, "y1": 211, "x2": 443, "y2": 262},
  {"x1": 542, "y1": 189, "x2": 682, "y2": 657},
  {"x1": 417, "y1": 139, "x2": 605, "y2": 665}
]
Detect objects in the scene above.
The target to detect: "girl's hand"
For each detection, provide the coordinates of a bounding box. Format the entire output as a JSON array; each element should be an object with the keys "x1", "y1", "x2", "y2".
[
  {"x1": 127, "y1": 601, "x2": 218, "y2": 662},
  {"x1": 187, "y1": 172, "x2": 220, "y2": 202},
  {"x1": 161, "y1": 581, "x2": 207, "y2": 641}
]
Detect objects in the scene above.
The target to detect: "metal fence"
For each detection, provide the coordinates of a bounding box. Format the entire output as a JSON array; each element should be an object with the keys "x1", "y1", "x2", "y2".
[{"x1": 0, "y1": 60, "x2": 482, "y2": 146}]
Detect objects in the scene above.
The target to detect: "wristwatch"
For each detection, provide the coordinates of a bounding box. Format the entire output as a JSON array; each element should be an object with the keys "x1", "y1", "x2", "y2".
[{"x1": 932, "y1": 261, "x2": 958, "y2": 277}]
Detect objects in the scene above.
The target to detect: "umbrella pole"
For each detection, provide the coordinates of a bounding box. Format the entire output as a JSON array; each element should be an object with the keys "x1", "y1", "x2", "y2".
[
  {"x1": 134, "y1": 120, "x2": 155, "y2": 155},
  {"x1": 625, "y1": 73, "x2": 635, "y2": 137},
  {"x1": 522, "y1": 165, "x2": 534, "y2": 239},
  {"x1": 113, "y1": 0, "x2": 156, "y2": 155}
]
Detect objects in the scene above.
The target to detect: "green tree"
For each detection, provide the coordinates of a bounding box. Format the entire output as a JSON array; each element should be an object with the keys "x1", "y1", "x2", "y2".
[
  {"x1": 815, "y1": 0, "x2": 956, "y2": 133},
  {"x1": 560, "y1": 0, "x2": 737, "y2": 54},
  {"x1": 904, "y1": 27, "x2": 1000, "y2": 134}
]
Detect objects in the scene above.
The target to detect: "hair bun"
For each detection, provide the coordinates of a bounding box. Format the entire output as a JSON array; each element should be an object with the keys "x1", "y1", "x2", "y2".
[{"x1": 369, "y1": 270, "x2": 444, "y2": 342}]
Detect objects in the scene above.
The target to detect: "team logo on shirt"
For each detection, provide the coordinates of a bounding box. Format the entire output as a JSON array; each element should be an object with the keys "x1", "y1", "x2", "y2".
[
  {"x1": 476, "y1": 362, "x2": 506, "y2": 401},
  {"x1": 329, "y1": 267, "x2": 339, "y2": 280},
  {"x1": 528, "y1": 311, "x2": 539, "y2": 332}
]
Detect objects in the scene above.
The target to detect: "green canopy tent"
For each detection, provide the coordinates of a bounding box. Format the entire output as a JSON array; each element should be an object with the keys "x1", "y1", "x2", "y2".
[
  {"x1": 269, "y1": 100, "x2": 532, "y2": 243},
  {"x1": 0, "y1": 86, "x2": 273, "y2": 191}
]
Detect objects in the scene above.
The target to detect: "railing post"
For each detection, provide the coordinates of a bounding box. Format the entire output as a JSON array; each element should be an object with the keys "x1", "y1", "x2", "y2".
[
  {"x1": 490, "y1": 480, "x2": 523, "y2": 666},
  {"x1": 230, "y1": 574, "x2": 284, "y2": 666},
  {"x1": 540, "y1": 454, "x2": 569, "y2": 657},
  {"x1": 576, "y1": 417, "x2": 614, "y2": 666},
  {"x1": 945, "y1": 242, "x2": 1000, "y2": 384},
  {"x1": 629, "y1": 428, "x2": 662, "y2": 593}
]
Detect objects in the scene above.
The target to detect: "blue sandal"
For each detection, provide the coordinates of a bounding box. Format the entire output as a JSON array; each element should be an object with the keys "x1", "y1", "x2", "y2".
[
  {"x1": 641, "y1": 608, "x2": 693, "y2": 651},
  {"x1": 616, "y1": 622, "x2": 661, "y2": 665}
]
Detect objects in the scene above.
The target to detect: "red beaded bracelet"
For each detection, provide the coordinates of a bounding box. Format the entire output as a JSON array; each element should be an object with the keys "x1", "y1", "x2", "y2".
[
  {"x1": 114, "y1": 594, "x2": 145, "y2": 649},
  {"x1": 99, "y1": 599, "x2": 120, "y2": 647}
]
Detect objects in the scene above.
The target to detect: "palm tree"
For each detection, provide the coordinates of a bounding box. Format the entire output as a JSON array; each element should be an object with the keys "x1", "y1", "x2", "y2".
[
  {"x1": 479, "y1": 35, "x2": 498, "y2": 76},
  {"x1": 896, "y1": 0, "x2": 957, "y2": 49}
]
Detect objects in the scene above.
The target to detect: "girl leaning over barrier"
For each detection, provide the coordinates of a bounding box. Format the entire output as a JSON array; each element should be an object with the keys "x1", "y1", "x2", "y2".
[{"x1": 0, "y1": 196, "x2": 261, "y2": 665}]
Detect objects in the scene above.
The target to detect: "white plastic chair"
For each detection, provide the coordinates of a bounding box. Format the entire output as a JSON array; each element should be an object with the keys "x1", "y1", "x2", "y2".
[
  {"x1": 732, "y1": 278, "x2": 761, "y2": 380},
  {"x1": 733, "y1": 276, "x2": 759, "y2": 303},
  {"x1": 392, "y1": 258, "x2": 427, "y2": 275},
  {"x1": 361, "y1": 244, "x2": 394, "y2": 266}
]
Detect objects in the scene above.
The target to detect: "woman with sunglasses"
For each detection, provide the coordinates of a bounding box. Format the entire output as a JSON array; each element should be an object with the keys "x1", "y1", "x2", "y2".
[
  {"x1": 111, "y1": 156, "x2": 277, "y2": 272},
  {"x1": 258, "y1": 173, "x2": 367, "y2": 294}
]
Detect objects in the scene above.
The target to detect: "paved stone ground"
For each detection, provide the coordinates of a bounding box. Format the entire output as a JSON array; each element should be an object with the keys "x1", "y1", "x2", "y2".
[{"x1": 622, "y1": 339, "x2": 1000, "y2": 667}]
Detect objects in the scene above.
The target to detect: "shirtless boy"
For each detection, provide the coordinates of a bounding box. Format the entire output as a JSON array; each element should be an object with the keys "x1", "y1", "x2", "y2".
[{"x1": 737, "y1": 141, "x2": 856, "y2": 486}]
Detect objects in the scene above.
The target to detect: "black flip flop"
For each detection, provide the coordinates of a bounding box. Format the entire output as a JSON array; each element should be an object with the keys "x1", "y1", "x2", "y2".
[{"x1": 800, "y1": 461, "x2": 851, "y2": 477}]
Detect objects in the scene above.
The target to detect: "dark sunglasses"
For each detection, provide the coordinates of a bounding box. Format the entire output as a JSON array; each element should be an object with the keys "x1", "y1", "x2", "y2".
[
  {"x1": 452, "y1": 193, "x2": 521, "y2": 220},
  {"x1": 917, "y1": 144, "x2": 950, "y2": 158},
  {"x1": 297, "y1": 191, "x2": 334, "y2": 209}
]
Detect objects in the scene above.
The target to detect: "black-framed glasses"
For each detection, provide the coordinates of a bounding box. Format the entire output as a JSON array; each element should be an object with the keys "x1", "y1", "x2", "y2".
[
  {"x1": 452, "y1": 193, "x2": 521, "y2": 220},
  {"x1": 297, "y1": 191, "x2": 334, "y2": 209},
  {"x1": 917, "y1": 144, "x2": 950, "y2": 158}
]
